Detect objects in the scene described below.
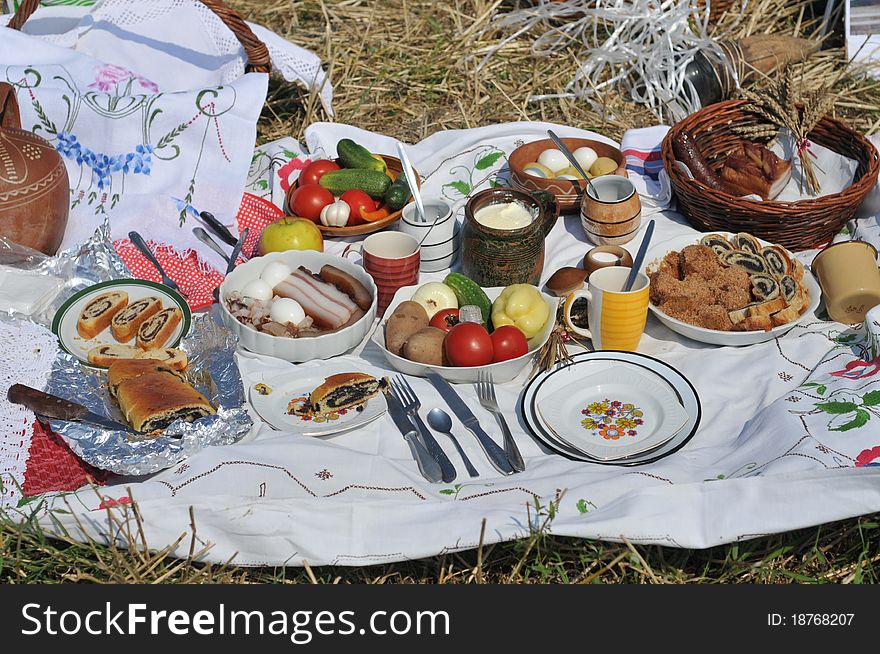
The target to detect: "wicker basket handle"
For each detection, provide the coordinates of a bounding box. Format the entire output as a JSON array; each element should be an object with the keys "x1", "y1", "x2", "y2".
[{"x1": 7, "y1": 0, "x2": 271, "y2": 74}]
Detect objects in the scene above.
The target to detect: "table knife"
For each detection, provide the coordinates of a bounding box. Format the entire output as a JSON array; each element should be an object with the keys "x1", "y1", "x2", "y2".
[
  {"x1": 198, "y1": 211, "x2": 238, "y2": 247},
  {"x1": 214, "y1": 227, "x2": 249, "y2": 302},
  {"x1": 382, "y1": 387, "x2": 443, "y2": 483},
  {"x1": 425, "y1": 373, "x2": 515, "y2": 475},
  {"x1": 8, "y1": 384, "x2": 132, "y2": 432}
]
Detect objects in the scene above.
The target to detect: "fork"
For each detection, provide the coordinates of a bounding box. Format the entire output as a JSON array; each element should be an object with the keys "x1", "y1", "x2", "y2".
[
  {"x1": 389, "y1": 377, "x2": 457, "y2": 483},
  {"x1": 476, "y1": 371, "x2": 525, "y2": 472}
]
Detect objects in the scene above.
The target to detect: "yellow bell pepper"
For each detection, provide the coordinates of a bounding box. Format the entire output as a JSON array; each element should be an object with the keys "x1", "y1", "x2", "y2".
[{"x1": 491, "y1": 284, "x2": 550, "y2": 340}]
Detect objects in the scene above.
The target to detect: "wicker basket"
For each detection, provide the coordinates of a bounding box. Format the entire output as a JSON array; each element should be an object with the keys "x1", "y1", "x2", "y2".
[{"x1": 661, "y1": 100, "x2": 880, "y2": 251}]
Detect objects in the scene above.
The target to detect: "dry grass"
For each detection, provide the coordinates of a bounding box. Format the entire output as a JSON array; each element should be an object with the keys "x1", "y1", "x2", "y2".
[{"x1": 3, "y1": 0, "x2": 880, "y2": 583}]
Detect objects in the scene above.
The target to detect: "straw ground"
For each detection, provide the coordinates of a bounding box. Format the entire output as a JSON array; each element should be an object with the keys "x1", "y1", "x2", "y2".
[{"x1": 2, "y1": 0, "x2": 879, "y2": 583}]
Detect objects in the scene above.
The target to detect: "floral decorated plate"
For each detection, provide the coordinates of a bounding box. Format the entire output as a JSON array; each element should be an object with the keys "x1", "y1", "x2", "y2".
[
  {"x1": 249, "y1": 371, "x2": 387, "y2": 437},
  {"x1": 520, "y1": 352, "x2": 701, "y2": 466},
  {"x1": 537, "y1": 367, "x2": 688, "y2": 461}
]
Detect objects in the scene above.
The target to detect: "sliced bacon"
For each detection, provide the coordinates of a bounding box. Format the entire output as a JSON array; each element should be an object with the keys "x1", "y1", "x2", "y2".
[{"x1": 274, "y1": 269, "x2": 357, "y2": 330}]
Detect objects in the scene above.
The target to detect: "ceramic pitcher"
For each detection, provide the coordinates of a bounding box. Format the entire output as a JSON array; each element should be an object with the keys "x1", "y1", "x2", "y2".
[
  {"x1": 461, "y1": 187, "x2": 557, "y2": 287},
  {"x1": 0, "y1": 82, "x2": 70, "y2": 255}
]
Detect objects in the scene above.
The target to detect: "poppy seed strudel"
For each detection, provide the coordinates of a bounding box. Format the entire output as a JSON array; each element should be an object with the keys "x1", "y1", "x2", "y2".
[{"x1": 111, "y1": 296, "x2": 162, "y2": 342}]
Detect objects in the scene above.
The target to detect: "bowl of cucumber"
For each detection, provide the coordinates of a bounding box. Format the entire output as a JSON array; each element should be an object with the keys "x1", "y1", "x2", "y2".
[{"x1": 287, "y1": 147, "x2": 420, "y2": 238}]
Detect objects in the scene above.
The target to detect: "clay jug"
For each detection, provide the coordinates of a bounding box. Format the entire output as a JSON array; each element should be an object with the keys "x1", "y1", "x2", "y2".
[
  {"x1": 0, "y1": 82, "x2": 69, "y2": 255},
  {"x1": 461, "y1": 187, "x2": 558, "y2": 287}
]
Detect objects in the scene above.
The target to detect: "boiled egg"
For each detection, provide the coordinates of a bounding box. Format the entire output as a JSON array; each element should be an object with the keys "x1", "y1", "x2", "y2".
[
  {"x1": 260, "y1": 261, "x2": 292, "y2": 288},
  {"x1": 555, "y1": 166, "x2": 587, "y2": 181},
  {"x1": 523, "y1": 161, "x2": 554, "y2": 178},
  {"x1": 241, "y1": 279, "x2": 273, "y2": 302},
  {"x1": 590, "y1": 157, "x2": 619, "y2": 177},
  {"x1": 537, "y1": 148, "x2": 569, "y2": 173},
  {"x1": 269, "y1": 297, "x2": 306, "y2": 326},
  {"x1": 573, "y1": 146, "x2": 598, "y2": 172}
]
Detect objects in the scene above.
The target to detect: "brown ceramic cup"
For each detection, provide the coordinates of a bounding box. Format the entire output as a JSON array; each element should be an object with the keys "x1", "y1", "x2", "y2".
[
  {"x1": 580, "y1": 175, "x2": 642, "y2": 246},
  {"x1": 344, "y1": 232, "x2": 420, "y2": 315},
  {"x1": 583, "y1": 245, "x2": 634, "y2": 276},
  {"x1": 812, "y1": 240, "x2": 880, "y2": 324}
]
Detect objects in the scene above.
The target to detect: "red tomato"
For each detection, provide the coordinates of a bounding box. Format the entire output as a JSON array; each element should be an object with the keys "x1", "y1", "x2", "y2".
[
  {"x1": 298, "y1": 159, "x2": 340, "y2": 186},
  {"x1": 445, "y1": 322, "x2": 493, "y2": 367},
  {"x1": 490, "y1": 325, "x2": 528, "y2": 363},
  {"x1": 340, "y1": 189, "x2": 377, "y2": 226},
  {"x1": 430, "y1": 308, "x2": 460, "y2": 333},
  {"x1": 288, "y1": 183, "x2": 334, "y2": 222}
]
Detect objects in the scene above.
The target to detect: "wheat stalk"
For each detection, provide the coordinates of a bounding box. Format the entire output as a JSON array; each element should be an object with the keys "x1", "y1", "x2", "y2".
[{"x1": 740, "y1": 63, "x2": 838, "y2": 194}]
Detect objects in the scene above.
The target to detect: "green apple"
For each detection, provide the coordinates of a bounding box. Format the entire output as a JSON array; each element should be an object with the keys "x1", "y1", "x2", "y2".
[{"x1": 257, "y1": 217, "x2": 324, "y2": 255}]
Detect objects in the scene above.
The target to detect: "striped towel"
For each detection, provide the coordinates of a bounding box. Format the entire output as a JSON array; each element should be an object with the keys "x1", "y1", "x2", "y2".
[{"x1": 620, "y1": 125, "x2": 674, "y2": 215}]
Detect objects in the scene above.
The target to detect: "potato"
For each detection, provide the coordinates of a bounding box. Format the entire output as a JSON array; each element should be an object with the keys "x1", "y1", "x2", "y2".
[
  {"x1": 402, "y1": 327, "x2": 448, "y2": 366},
  {"x1": 385, "y1": 301, "x2": 429, "y2": 356}
]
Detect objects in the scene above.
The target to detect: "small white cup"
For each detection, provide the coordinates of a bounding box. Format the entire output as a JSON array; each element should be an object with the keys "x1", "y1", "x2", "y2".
[{"x1": 399, "y1": 200, "x2": 459, "y2": 272}]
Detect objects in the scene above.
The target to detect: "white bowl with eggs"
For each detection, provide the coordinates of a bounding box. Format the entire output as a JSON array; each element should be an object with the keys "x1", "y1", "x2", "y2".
[
  {"x1": 219, "y1": 250, "x2": 377, "y2": 362},
  {"x1": 371, "y1": 284, "x2": 557, "y2": 383}
]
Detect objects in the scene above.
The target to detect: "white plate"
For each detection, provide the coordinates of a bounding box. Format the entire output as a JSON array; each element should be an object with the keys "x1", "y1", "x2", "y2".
[
  {"x1": 51, "y1": 279, "x2": 191, "y2": 368},
  {"x1": 249, "y1": 371, "x2": 387, "y2": 437},
  {"x1": 372, "y1": 284, "x2": 557, "y2": 383},
  {"x1": 537, "y1": 366, "x2": 688, "y2": 460},
  {"x1": 519, "y1": 351, "x2": 701, "y2": 466},
  {"x1": 643, "y1": 232, "x2": 821, "y2": 346}
]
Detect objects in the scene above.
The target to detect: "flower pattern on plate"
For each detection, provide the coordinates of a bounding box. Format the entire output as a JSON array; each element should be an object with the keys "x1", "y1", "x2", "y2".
[{"x1": 581, "y1": 399, "x2": 644, "y2": 440}]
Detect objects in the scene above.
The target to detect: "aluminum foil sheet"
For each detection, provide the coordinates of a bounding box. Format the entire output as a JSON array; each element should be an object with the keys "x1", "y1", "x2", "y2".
[{"x1": 44, "y1": 314, "x2": 253, "y2": 475}]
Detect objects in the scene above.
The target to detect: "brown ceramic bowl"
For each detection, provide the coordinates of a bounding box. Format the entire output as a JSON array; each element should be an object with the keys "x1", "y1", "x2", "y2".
[
  {"x1": 286, "y1": 155, "x2": 418, "y2": 237},
  {"x1": 508, "y1": 137, "x2": 626, "y2": 214}
]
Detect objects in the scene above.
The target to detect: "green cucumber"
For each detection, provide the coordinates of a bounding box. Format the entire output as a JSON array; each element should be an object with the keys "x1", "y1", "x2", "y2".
[
  {"x1": 319, "y1": 169, "x2": 392, "y2": 199},
  {"x1": 384, "y1": 174, "x2": 412, "y2": 211},
  {"x1": 443, "y1": 273, "x2": 492, "y2": 324},
  {"x1": 337, "y1": 138, "x2": 387, "y2": 173}
]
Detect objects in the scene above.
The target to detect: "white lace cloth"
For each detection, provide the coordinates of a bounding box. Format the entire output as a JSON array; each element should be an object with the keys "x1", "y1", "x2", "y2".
[{"x1": 0, "y1": 320, "x2": 58, "y2": 508}]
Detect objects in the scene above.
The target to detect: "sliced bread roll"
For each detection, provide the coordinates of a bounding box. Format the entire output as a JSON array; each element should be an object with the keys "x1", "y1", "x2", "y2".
[
  {"x1": 731, "y1": 232, "x2": 762, "y2": 255},
  {"x1": 87, "y1": 344, "x2": 142, "y2": 367},
  {"x1": 77, "y1": 291, "x2": 128, "y2": 340},
  {"x1": 137, "y1": 307, "x2": 183, "y2": 350},
  {"x1": 699, "y1": 234, "x2": 734, "y2": 256},
  {"x1": 111, "y1": 296, "x2": 163, "y2": 342},
  {"x1": 720, "y1": 250, "x2": 770, "y2": 275},
  {"x1": 761, "y1": 245, "x2": 792, "y2": 278},
  {"x1": 135, "y1": 347, "x2": 188, "y2": 371},
  {"x1": 750, "y1": 273, "x2": 780, "y2": 301}
]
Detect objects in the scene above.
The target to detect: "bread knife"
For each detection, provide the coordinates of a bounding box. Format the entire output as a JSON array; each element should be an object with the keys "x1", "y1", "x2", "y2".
[
  {"x1": 7, "y1": 384, "x2": 132, "y2": 432},
  {"x1": 198, "y1": 211, "x2": 238, "y2": 247}
]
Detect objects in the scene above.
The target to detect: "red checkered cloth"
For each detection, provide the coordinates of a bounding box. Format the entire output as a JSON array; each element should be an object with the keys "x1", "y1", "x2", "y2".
[
  {"x1": 23, "y1": 420, "x2": 113, "y2": 497},
  {"x1": 114, "y1": 193, "x2": 283, "y2": 310}
]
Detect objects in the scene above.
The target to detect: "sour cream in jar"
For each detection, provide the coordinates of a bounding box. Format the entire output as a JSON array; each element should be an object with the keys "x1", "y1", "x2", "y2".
[{"x1": 473, "y1": 202, "x2": 533, "y2": 230}]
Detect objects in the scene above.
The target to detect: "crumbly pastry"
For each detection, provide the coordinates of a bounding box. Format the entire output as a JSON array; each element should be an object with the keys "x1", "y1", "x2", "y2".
[
  {"x1": 87, "y1": 343, "x2": 142, "y2": 367},
  {"x1": 137, "y1": 307, "x2": 183, "y2": 350},
  {"x1": 305, "y1": 373, "x2": 387, "y2": 414},
  {"x1": 77, "y1": 291, "x2": 129, "y2": 339},
  {"x1": 111, "y1": 296, "x2": 163, "y2": 342},
  {"x1": 649, "y1": 235, "x2": 810, "y2": 332},
  {"x1": 135, "y1": 347, "x2": 188, "y2": 371}
]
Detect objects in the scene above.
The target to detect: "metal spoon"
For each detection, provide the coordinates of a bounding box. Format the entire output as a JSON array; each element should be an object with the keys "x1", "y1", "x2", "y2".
[
  {"x1": 546, "y1": 129, "x2": 599, "y2": 198},
  {"x1": 426, "y1": 408, "x2": 479, "y2": 478},
  {"x1": 623, "y1": 219, "x2": 655, "y2": 292},
  {"x1": 396, "y1": 142, "x2": 427, "y2": 223}
]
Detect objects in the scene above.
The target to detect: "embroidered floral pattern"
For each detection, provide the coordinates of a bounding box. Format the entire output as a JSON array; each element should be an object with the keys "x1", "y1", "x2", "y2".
[
  {"x1": 855, "y1": 446, "x2": 880, "y2": 467},
  {"x1": 581, "y1": 399, "x2": 644, "y2": 440},
  {"x1": 88, "y1": 64, "x2": 159, "y2": 94}
]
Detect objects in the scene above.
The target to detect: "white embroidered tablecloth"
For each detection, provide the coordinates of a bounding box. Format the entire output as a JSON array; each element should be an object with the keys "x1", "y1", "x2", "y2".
[{"x1": 6, "y1": 121, "x2": 879, "y2": 566}]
